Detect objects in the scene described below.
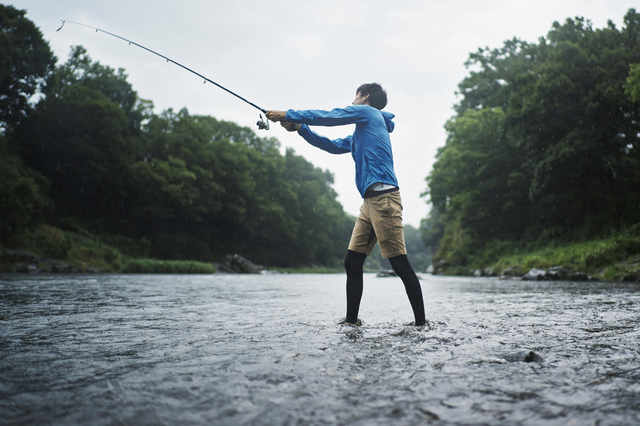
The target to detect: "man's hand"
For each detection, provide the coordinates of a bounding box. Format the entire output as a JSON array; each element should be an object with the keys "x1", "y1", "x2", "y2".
[
  {"x1": 266, "y1": 110, "x2": 287, "y2": 122},
  {"x1": 281, "y1": 121, "x2": 301, "y2": 132}
]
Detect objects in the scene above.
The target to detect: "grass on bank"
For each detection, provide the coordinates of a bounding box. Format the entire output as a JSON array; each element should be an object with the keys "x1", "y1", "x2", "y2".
[
  {"x1": 120, "y1": 258, "x2": 216, "y2": 274},
  {"x1": 2, "y1": 224, "x2": 341, "y2": 274},
  {"x1": 10, "y1": 224, "x2": 124, "y2": 272},
  {"x1": 445, "y1": 226, "x2": 640, "y2": 280},
  {"x1": 491, "y1": 237, "x2": 640, "y2": 280},
  {"x1": 1, "y1": 224, "x2": 216, "y2": 274}
]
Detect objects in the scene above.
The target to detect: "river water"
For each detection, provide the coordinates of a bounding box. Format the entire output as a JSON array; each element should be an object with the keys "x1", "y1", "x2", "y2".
[{"x1": 1, "y1": 273, "x2": 639, "y2": 425}]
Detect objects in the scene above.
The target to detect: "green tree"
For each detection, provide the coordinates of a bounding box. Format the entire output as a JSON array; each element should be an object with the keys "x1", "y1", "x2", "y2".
[
  {"x1": 279, "y1": 149, "x2": 352, "y2": 266},
  {"x1": 426, "y1": 8, "x2": 640, "y2": 268},
  {"x1": 0, "y1": 5, "x2": 55, "y2": 133},
  {"x1": 521, "y1": 14, "x2": 640, "y2": 236},
  {"x1": 45, "y1": 46, "x2": 150, "y2": 135},
  {"x1": 427, "y1": 107, "x2": 528, "y2": 265},
  {"x1": 17, "y1": 47, "x2": 142, "y2": 232},
  {"x1": 131, "y1": 108, "x2": 352, "y2": 266},
  {"x1": 0, "y1": 137, "x2": 53, "y2": 242},
  {"x1": 0, "y1": 7, "x2": 55, "y2": 242},
  {"x1": 626, "y1": 63, "x2": 640, "y2": 102}
]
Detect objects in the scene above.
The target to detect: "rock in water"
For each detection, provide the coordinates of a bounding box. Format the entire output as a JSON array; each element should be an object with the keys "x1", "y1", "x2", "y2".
[
  {"x1": 502, "y1": 350, "x2": 544, "y2": 363},
  {"x1": 218, "y1": 254, "x2": 265, "y2": 274},
  {"x1": 522, "y1": 268, "x2": 548, "y2": 281},
  {"x1": 499, "y1": 266, "x2": 524, "y2": 279},
  {"x1": 521, "y1": 266, "x2": 591, "y2": 281},
  {"x1": 546, "y1": 266, "x2": 569, "y2": 279},
  {"x1": 522, "y1": 350, "x2": 544, "y2": 363}
]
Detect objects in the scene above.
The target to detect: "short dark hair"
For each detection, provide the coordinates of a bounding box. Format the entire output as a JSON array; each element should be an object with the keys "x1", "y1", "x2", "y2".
[{"x1": 357, "y1": 83, "x2": 387, "y2": 110}]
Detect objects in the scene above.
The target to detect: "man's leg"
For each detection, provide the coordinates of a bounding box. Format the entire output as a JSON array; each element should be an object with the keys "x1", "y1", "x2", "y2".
[
  {"x1": 344, "y1": 199, "x2": 377, "y2": 325},
  {"x1": 368, "y1": 191, "x2": 426, "y2": 326},
  {"x1": 389, "y1": 254, "x2": 426, "y2": 326},
  {"x1": 344, "y1": 250, "x2": 367, "y2": 324}
]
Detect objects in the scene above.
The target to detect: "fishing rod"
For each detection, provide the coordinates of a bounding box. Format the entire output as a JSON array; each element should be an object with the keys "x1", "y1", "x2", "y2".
[{"x1": 57, "y1": 20, "x2": 269, "y2": 130}]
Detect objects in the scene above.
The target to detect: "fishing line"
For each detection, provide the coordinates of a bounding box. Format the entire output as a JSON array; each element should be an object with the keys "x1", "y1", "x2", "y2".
[{"x1": 57, "y1": 20, "x2": 269, "y2": 130}]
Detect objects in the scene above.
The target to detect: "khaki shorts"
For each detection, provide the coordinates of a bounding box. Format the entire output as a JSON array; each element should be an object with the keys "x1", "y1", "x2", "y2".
[{"x1": 348, "y1": 190, "x2": 406, "y2": 258}]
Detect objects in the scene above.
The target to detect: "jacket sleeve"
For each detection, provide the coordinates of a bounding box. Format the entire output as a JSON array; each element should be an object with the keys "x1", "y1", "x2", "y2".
[
  {"x1": 286, "y1": 106, "x2": 369, "y2": 127},
  {"x1": 298, "y1": 125, "x2": 351, "y2": 154}
]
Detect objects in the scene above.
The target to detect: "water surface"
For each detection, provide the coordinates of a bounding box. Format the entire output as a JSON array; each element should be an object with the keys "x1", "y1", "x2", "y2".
[{"x1": 1, "y1": 273, "x2": 639, "y2": 425}]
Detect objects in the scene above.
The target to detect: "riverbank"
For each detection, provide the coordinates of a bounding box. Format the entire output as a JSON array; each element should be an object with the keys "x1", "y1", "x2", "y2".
[
  {"x1": 436, "y1": 230, "x2": 640, "y2": 282},
  {"x1": 0, "y1": 224, "x2": 217, "y2": 274},
  {"x1": 4, "y1": 224, "x2": 640, "y2": 281},
  {"x1": 0, "y1": 247, "x2": 218, "y2": 274},
  {"x1": 0, "y1": 224, "x2": 336, "y2": 275}
]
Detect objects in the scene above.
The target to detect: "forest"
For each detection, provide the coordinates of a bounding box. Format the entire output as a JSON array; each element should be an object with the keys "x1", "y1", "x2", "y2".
[
  {"x1": 423, "y1": 8, "x2": 640, "y2": 275},
  {"x1": 0, "y1": 5, "x2": 363, "y2": 269},
  {"x1": 0, "y1": 5, "x2": 431, "y2": 272}
]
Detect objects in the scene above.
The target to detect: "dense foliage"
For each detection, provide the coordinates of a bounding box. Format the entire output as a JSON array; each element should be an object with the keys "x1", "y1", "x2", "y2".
[
  {"x1": 424, "y1": 9, "x2": 640, "y2": 268},
  {"x1": 1, "y1": 7, "x2": 354, "y2": 267},
  {"x1": 0, "y1": 6, "x2": 55, "y2": 240},
  {"x1": 0, "y1": 5, "x2": 56, "y2": 134}
]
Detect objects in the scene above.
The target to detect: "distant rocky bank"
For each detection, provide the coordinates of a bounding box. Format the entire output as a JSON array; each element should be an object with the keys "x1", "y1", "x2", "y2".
[
  {"x1": 431, "y1": 260, "x2": 640, "y2": 282},
  {"x1": 0, "y1": 249, "x2": 98, "y2": 273},
  {"x1": 1, "y1": 249, "x2": 267, "y2": 275}
]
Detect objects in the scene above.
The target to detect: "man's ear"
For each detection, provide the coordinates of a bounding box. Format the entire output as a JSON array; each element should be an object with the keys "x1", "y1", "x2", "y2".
[{"x1": 362, "y1": 93, "x2": 370, "y2": 105}]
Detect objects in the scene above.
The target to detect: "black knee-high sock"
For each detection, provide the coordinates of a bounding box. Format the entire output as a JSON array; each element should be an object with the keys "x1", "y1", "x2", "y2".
[
  {"x1": 344, "y1": 250, "x2": 366, "y2": 323},
  {"x1": 389, "y1": 255, "x2": 426, "y2": 325}
]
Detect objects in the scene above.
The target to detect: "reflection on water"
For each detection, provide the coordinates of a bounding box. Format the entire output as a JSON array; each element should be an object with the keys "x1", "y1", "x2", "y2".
[{"x1": 1, "y1": 273, "x2": 640, "y2": 425}]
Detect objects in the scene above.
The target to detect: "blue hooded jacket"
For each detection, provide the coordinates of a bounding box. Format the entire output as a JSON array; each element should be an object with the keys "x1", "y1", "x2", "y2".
[{"x1": 286, "y1": 105, "x2": 398, "y2": 198}]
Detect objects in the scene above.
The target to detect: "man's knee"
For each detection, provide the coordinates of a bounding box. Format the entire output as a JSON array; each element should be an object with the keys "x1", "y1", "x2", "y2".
[
  {"x1": 389, "y1": 254, "x2": 411, "y2": 274},
  {"x1": 345, "y1": 250, "x2": 366, "y2": 271}
]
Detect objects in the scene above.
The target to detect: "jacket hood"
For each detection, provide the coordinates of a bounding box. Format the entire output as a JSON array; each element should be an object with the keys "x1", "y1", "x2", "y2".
[{"x1": 381, "y1": 111, "x2": 395, "y2": 133}]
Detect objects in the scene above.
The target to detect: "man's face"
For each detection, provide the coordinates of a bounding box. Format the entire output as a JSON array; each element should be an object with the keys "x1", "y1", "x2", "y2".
[{"x1": 352, "y1": 91, "x2": 369, "y2": 106}]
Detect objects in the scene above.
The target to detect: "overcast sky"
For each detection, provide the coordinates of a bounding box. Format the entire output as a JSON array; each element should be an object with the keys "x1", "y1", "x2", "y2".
[{"x1": 10, "y1": 0, "x2": 637, "y2": 227}]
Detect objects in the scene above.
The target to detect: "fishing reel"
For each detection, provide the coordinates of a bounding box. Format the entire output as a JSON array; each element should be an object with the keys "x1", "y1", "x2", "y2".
[{"x1": 257, "y1": 114, "x2": 270, "y2": 131}]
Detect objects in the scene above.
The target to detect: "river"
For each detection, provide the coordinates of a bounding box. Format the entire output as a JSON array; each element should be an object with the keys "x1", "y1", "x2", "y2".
[{"x1": 1, "y1": 273, "x2": 639, "y2": 425}]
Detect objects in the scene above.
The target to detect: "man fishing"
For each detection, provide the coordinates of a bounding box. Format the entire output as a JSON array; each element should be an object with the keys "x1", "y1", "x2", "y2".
[{"x1": 266, "y1": 83, "x2": 427, "y2": 327}]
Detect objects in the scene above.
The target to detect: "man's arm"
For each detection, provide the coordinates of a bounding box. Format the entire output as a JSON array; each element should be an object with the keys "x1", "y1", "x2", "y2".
[
  {"x1": 267, "y1": 106, "x2": 369, "y2": 127},
  {"x1": 286, "y1": 107, "x2": 368, "y2": 127},
  {"x1": 266, "y1": 110, "x2": 349, "y2": 153},
  {"x1": 298, "y1": 125, "x2": 351, "y2": 154}
]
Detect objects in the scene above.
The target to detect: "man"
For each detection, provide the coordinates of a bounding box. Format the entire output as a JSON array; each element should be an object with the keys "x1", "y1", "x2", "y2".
[{"x1": 266, "y1": 83, "x2": 426, "y2": 327}]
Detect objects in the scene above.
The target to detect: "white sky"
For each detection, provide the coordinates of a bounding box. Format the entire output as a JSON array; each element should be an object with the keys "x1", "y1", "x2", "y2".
[{"x1": 9, "y1": 0, "x2": 637, "y2": 227}]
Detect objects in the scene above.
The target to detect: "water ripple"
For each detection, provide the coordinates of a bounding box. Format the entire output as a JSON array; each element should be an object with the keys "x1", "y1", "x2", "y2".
[{"x1": 1, "y1": 273, "x2": 640, "y2": 425}]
